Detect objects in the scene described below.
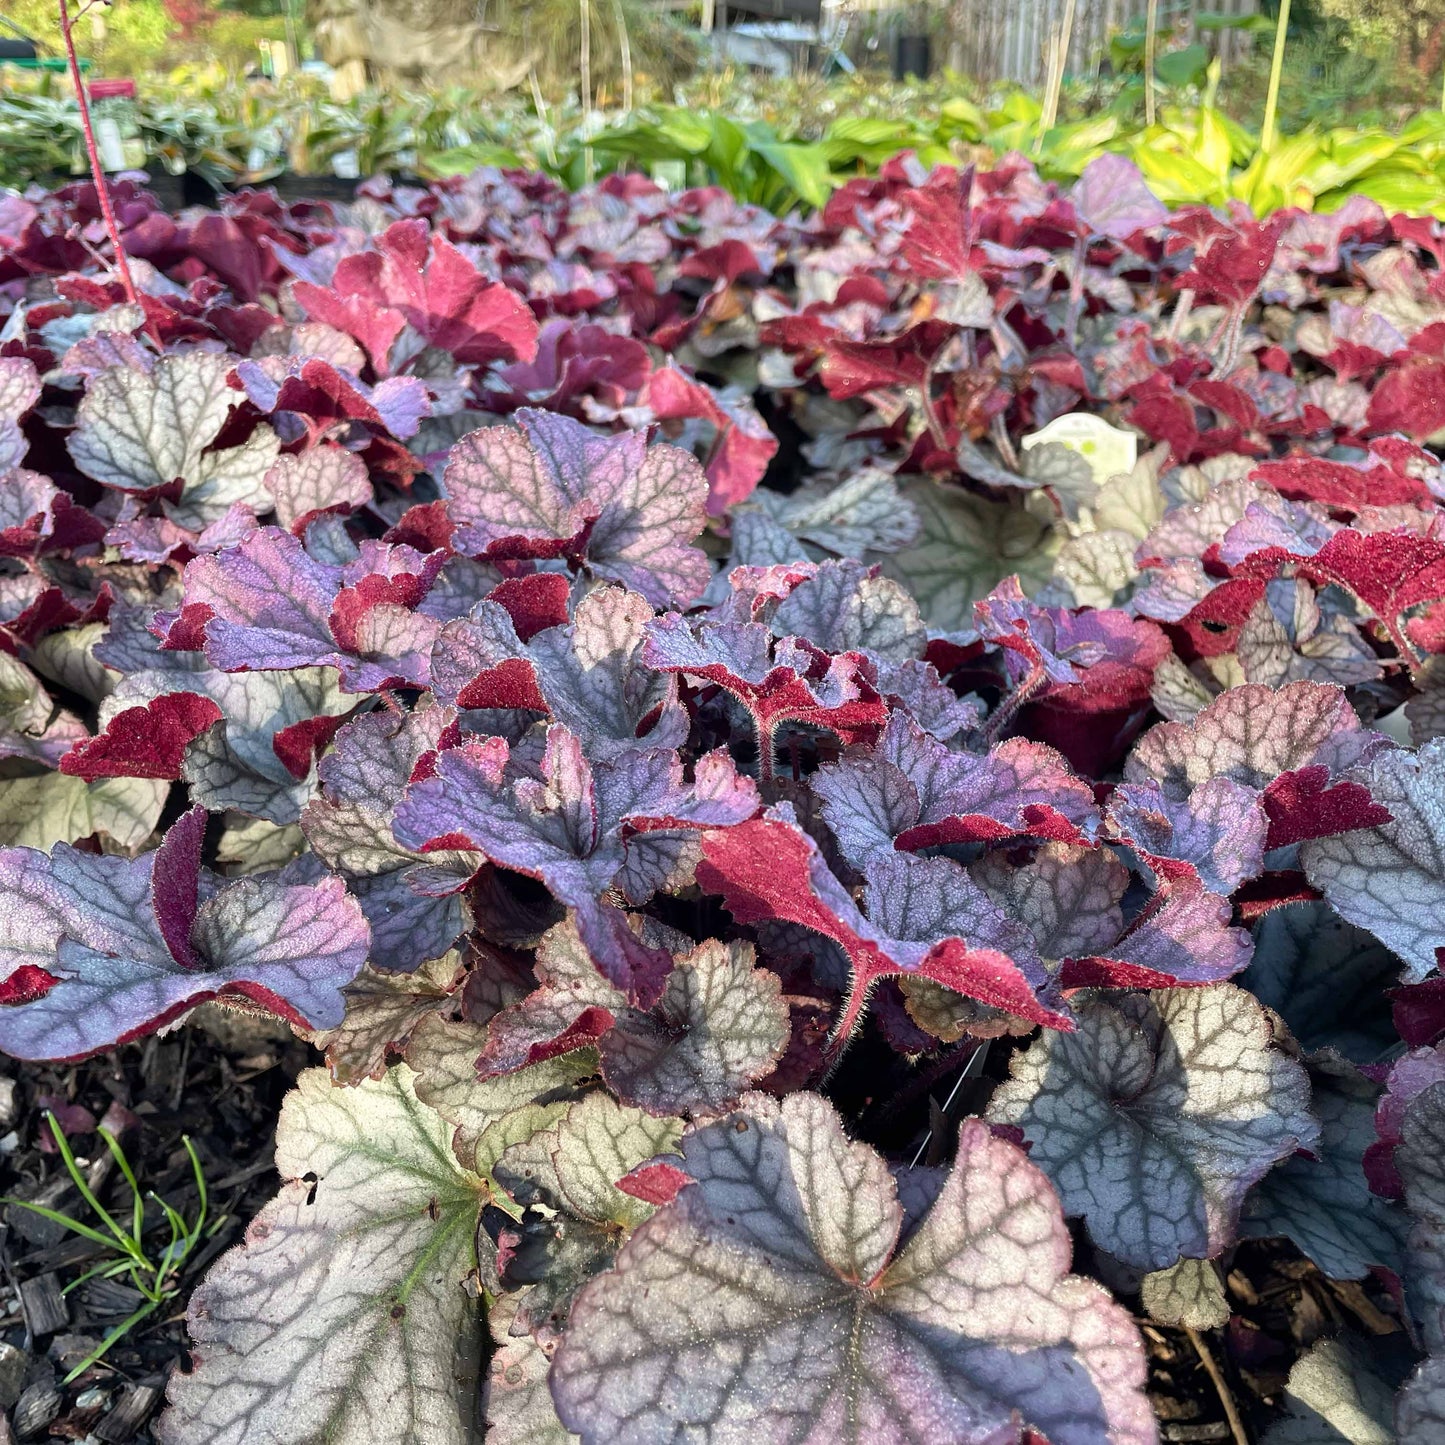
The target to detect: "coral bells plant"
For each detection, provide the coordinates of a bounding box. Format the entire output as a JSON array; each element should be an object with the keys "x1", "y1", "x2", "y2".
[{"x1": 4, "y1": 143, "x2": 1445, "y2": 1443}]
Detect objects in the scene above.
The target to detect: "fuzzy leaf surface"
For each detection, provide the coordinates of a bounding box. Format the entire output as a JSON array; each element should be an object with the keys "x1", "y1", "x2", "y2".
[
  {"x1": 987, "y1": 986, "x2": 1318, "y2": 1268},
  {"x1": 159, "y1": 1066, "x2": 483, "y2": 1445},
  {"x1": 550, "y1": 1092, "x2": 1154, "y2": 1445}
]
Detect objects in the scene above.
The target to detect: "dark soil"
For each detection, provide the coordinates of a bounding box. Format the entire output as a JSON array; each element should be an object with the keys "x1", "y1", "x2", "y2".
[{"x1": 0, "y1": 1012, "x2": 1411, "y2": 1442}]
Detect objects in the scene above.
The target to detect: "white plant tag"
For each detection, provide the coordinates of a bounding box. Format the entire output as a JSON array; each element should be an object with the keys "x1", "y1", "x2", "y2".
[
  {"x1": 1021, "y1": 413, "x2": 1137, "y2": 483},
  {"x1": 95, "y1": 117, "x2": 127, "y2": 173}
]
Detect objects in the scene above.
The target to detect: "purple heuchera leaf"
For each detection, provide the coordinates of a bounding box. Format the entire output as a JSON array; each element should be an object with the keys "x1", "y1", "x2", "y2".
[
  {"x1": 0, "y1": 357, "x2": 41, "y2": 472},
  {"x1": 550, "y1": 1092, "x2": 1154, "y2": 1445},
  {"x1": 1071, "y1": 155, "x2": 1168, "y2": 242},
  {"x1": 160, "y1": 528, "x2": 446, "y2": 693},
  {"x1": 1125, "y1": 681, "x2": 1392, "y2": 851},
  {"x1": 641, "y1": 612, "x2": 890, "y2": 753},
  {"x1": 1216, "y1": 495, "x2": 1339, "y2": 567},
  {"x1": 302, "y1": 707, "x2": 473, "y2": 974},
  {"x1": 975, "y1": 575, "x2": 1113, "y2": 684},
  {"x1": 970, "y1": 842, "x2": 1253, "y2": 991},
  {"x1": 974, "y1": 576, "x2": 1170, "y2": 717},
  {"x1": 431, "y1": 584, "x2": 688, "y2": 758},
  {"x1": 812, "y1": 712, "x2": 1099, "y2": 870},
  {"x1": 441, "y1": 409, "x2": 710, "y2": 608},
  {"x1": 0, "y1": 468, "x2": 107, "y2": 559},
  {"x1": 479, "y1": 914, "x2": 789, "y2": 1118},
  {"x1": 232, "y1": 356, "x2": 430, "y2": 442},
  {"x1": 1363, "y1": 1045, "x2": 1445, "y2": 1198},
  {"x1": 1107, "y1": 776, "x2": 1268, "y2": 895},
  {"x1": 698, "y1": 805, "x2": 1071, "y2": 1049},
  {"x1": 394, "y1": 725, "x2": 757, "y2": 909},
  {"x1": 393, "y1": 725, "x2": 757, "y2": 998},
  {"x1": 0, "y1": 806, "x2": 369, "y2": 1060}
]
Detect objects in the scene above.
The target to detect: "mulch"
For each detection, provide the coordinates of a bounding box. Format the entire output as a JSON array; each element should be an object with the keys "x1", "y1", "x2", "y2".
[{"x1": 0, "y1": 1009, "x2": 309, "y2": 1443}]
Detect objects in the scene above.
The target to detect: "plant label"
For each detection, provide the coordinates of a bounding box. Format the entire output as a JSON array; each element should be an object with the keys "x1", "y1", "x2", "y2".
[{"x1": 1021, "y1": 413, "x2": 1138, "y2": 482}]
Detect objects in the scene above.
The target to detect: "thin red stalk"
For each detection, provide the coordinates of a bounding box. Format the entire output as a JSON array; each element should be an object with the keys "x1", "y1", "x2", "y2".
[{"x1": 57, "y1": 0, "x2": 151, "y2": 330}]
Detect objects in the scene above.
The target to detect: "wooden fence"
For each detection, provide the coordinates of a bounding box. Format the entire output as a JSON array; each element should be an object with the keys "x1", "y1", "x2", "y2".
[{"x1": 938, "y1": 0, "x2": 1258, "y2": 87}]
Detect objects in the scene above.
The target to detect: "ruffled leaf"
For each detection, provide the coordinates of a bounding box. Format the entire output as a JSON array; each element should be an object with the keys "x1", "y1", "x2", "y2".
[
  {"x1": 159, "y1": 1066, "x2": 483, "y2": 1445},
  {"x1": 550, "y1": 1093, "x2": 1154, "y2": 1445},
  {"x1": 0, "y1": 807, "x2": 369, "y2": 1060},
  {"x1": 1303, "y1": 739, "x2": 1445, "y2": 980},
  {"x1": 68, "y1": 352, "x2": 280, "y2": 529},
  {"x1": 988, "y1": 985, "x2": 1318, "y2": 1269},
  {"x1": 441, "y1": 409, "x2": 709, "y2": 608}
]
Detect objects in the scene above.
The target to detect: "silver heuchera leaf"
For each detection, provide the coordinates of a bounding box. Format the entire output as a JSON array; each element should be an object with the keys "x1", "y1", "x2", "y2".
[
  {"x1": 0, "y1": 773, "x2": 166, "y2": 851},
  {"x1": 1125, "y1": 681, "x2": 1386, "y2": 798},
  {"x1": 735, "y1": 466, "x2": 920, "y2": 559},
  {"x1": 263, "y1": 444, "x2": 372, "y2": 532},
  {"x1": 68, "y1": 353, "x2": 281, "y2": 529},
  {"x1": 1398, "y1": 1079, "x2": 1445, "y2": 1225},
  {"x1": 1236, "y1": 580, "x2": 1380, "y2": 688},
  {"x1": 987, "y1": 985, "x2": 1319, "y2": 1269},
  {"x1": 104, "y1": 664, "x2": 354, "y2": 826},
  {"x1": 1241, "y1": 903, "x2": 1399, "y2": 1063},
  {"x1": 159, "y1": 1066, "x2": 484, "y2": 1445},
  {"x1": 1259, "y1": 1337, "x2": 1395, "y2": 1445},
  {"x1": 483, "y1": 1294, "x2": 577, "y2": 1445},
  {"x1": 0, "y1": 652, "x2": 88, "y2": 767},
  {"x1": 881, "y1": 479, "x2": 1058, "y2": 632},
  {"x1": 529, "y1": 586, "x2": 688, "y2": 755},
  {"x1": 1240, "y1": 1056, "x2": 1408, "y2": 1280},
  {"x1": 1397, "y1": 1355, "x2": 1445, "y2": 1441},
  {"x1": 432, "y1": 586, "x2": 688, "y2": 760},
  {"x1": 496, "y1": 1090, "x2": 683, "y2": 1232},
  {"x1": 1302, "y1": 739, "x2": 1445, "y2": 980},
  {"x1": 403, "y1": 1014, "x2": 597, "y2": 1179},
  {"x1": 306, "y1": 953, "x2": 464, "y2": 1086},
  {"x1": 550, "y1": 1092, "x2": 1155, "y2": 1445},
  {"x1": 597, "y1": 938, "x2": 790, "y2": 1117},
  {"x1": 480, "y1": 916, "x2": 788, "y2": 1118},
  {"x1": 490, "y1": 1091, "x2": 685, "y2": 1342},
  {"x1": 1139, "y1": 1258, "x2": 1230, "y2": 1329},
  {"x1": 770, "y1": 558, "x2": 926, "y2": 662}
]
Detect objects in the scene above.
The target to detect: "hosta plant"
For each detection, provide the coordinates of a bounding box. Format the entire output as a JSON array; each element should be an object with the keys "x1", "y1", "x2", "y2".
[{"x1": 4, "y1": 143, "x2": 1445, "y2": 1441}]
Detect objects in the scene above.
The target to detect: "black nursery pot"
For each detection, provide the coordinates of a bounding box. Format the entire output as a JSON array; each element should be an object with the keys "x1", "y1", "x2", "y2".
[
  {"x1": 268, "y1": 173, "x2": 361, "y2": 204},
  {"x1": 893, "y1": 34, "x2": 932, "y2": 80}
]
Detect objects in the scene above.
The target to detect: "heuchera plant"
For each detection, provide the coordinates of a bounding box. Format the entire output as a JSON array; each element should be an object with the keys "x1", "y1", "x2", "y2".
[{"x1": 3, "y1": 146, "x2": 1445, "y2": 1442}]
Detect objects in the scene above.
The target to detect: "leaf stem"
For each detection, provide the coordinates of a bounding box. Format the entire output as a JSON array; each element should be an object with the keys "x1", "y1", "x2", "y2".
[
  {"x1": 981, "y1": 665, "x2": 1047, "y2": 747},
  {"x1": 1261, "y1": 0, "x2": 1292, "y2": 155},
  {"x1": 57, "y1": 0, "x2": 145, "y2": 321}
]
